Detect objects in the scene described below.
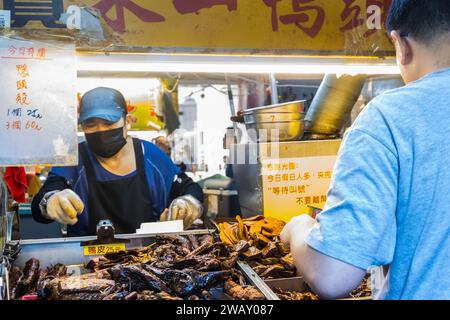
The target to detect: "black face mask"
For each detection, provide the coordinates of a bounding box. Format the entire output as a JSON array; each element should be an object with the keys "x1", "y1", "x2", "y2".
[{"x1": 85, "y1": 127, "x2": 127, "y2": 158}]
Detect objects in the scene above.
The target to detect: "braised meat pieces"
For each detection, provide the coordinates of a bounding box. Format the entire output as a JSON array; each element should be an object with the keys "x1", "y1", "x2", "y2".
[
  {"x1": 217, "y1": 216, "x2": 295, "y2": 279},
  {"x1": 217, "y1": 215, "x2": 372, "y2": 300},
  {"x1": 10, "y1": 234, "x2": 263, "y2": 300}
]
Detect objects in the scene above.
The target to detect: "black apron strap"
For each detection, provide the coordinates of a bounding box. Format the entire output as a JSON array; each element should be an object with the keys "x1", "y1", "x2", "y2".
[
  {"x1": 79, "y1": 141, "x2": 95, "y2": 180},
  {"x1": 76, "y1": 138, "x2": 155, "y2": 236}
]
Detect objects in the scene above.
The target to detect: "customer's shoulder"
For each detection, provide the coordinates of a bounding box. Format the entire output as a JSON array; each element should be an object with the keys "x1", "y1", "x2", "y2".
[
  {"x1": 357, "y1": 85, "x2": 423, "y2": 128},
  {"x1": 369, "y1": 72, "x2": 448, "y2": 115},
  {"x1": 370, "y1": 85, "x2": 417, "y2": 110}
]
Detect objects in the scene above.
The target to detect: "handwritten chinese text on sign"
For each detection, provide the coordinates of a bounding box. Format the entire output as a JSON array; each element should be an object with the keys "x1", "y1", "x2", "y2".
[{"x1": 0, "y1": 37, "x2": 77, "y2": 166}]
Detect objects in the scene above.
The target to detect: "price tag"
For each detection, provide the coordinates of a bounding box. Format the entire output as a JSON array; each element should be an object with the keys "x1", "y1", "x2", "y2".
[{"x1": 83, "y1": 243, "x2": 126, "y2": 256}]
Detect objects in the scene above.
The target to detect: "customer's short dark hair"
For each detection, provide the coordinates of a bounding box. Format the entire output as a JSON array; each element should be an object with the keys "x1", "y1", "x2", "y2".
[{"x1": 386, "y1": 0, "x2": 450, "y2": 43}]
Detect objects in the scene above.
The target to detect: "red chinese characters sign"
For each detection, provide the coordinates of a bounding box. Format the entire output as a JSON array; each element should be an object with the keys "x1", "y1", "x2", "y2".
[{"x1": 1, "y1": 0, "x2": 394, "y2": 56}]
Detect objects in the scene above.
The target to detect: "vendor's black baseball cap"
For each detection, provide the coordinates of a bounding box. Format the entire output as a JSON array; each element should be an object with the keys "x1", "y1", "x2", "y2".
[{"x1": 79, "y1": 87, "x2": 127, "y2": 124}]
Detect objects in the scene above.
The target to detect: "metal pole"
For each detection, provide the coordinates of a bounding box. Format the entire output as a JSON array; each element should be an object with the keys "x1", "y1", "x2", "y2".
[
  {"x1": 269, "y1": 73, "x2": 279, "y2": 105},
  {"x1": 225, "y1": 74, "x2": 239, "y2": 136}
]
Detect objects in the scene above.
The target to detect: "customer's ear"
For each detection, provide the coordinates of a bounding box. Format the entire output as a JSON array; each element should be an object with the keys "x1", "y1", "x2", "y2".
[{"x1": 391, "y1": 31, "x2": 413, "y2": 66}]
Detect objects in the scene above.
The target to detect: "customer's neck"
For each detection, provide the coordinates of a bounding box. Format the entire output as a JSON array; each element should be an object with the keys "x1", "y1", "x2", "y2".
[{"x1": 416, "y1": 38, "x2": 450, "y2": 79}]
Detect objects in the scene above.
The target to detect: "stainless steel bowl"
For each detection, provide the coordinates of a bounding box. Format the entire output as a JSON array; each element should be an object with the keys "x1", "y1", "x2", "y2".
[
  {"x1": 246, "y1": 119, "x2": 305, "y2": 142},
  {"x1": 244, "y1": 112, "x2": 305, "y2": 124},
  {"x1": 242, "y1": 100, "x2": 305, "y2": 115}
]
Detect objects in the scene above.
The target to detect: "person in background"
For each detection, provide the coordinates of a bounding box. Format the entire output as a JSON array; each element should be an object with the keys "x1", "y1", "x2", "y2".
[
  {"x1": 152, "y1": 135, "x2": 190, "y2": 175},
  {"x1": 223, "y1": 126, "x2": 241, "y2": 179},
  {"x1": 281, "y1": 0, "x2": 450, "y2": 300},
  {"x1": 32, "y1": 87, "x2": 203, "y2": 235},
  {"x1": 152, "y1": 136, "x2": 172, "y2": 157}
]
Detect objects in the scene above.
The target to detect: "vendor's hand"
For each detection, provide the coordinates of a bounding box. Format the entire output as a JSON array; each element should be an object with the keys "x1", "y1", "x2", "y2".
[
  {"x1": 280, "y1": 214, "x2": 315, "y2": 249},
  {"x1": 46, "y1": 189, "x2": 84, "y2": 225},
  {"x1": 160, "y1": 195, "x2": 203, "y2": 229}
]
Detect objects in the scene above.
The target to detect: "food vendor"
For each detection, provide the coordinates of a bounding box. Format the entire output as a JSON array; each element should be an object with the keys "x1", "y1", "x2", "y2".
[
  {"x1": 31, "y1": 87, "x2": 203, "y2": 236},
  {"x1": 281, "y1": 0, "x2": 450, "y2": 300}
]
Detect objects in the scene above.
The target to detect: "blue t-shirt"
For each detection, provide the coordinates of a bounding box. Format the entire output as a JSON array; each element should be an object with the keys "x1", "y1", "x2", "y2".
[
  {"x1": 50, "y1": 139, "x2": 180, "y2": 236},
  {"x1": 306, "y1": 67, "x2": 450, "y2": 300}
]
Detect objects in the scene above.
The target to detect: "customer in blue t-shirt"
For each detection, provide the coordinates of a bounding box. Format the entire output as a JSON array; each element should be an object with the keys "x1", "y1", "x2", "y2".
[
  {"x1": 31, "y1": 87, "x2": 203, "y2": 236},
  {"x1": 281, "y1": 0, "x2": 450, "y2": 300}
]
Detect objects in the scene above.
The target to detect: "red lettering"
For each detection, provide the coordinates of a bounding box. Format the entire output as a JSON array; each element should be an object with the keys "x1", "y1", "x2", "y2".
[
  {"x1": 262, "y1": 0, "x2": 282, "y2": 32},
  {"x1": 279, "y1": 0, "x2": 325, "y2": 38},
  {"x1": 340, "y1": 0, "x2": 364, "y2": 32},
  {"x1": 173, "y1": 0, "x2": 237, "y2": 14},
  {"x1": 93, "y1": 0, "x2": 165, "y2": 33}
]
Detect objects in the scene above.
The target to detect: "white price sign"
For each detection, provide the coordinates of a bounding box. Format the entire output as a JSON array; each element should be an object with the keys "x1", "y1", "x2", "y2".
[{"x1": 0, "y1": 37, "x2": 77, "y2": 166}]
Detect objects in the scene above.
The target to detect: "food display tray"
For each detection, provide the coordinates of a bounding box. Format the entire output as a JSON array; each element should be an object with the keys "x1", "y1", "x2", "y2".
[{"x1": 4, "y1": 230, "x2": 274, "y2": 300}]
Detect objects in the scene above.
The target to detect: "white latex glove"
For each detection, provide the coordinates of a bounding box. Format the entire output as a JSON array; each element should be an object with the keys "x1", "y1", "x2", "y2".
[
  {"x1": 280, "y1": 214, "x2": 315, "y2": 249},
  {"x1": 160, "y1": 195, "x2": 203, "y2": 229},
  {"x1": 45, "y1": 189, "x2": 84, "y2": 225}
]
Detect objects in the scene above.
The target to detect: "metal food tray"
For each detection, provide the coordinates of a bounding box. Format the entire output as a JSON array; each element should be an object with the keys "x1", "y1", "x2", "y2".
[
  {"x1": 210, "y1": 218, "x2": 372, "y2": 300},
  {"x1": 11, "y1": 229, "x2": 214, "y2": 268},
  {"x1": 239, "y1": 261, "x2": 372, "y2": 300},
  {"x1": 4, "y1": 229, "x2": 273, "y2": 300}
]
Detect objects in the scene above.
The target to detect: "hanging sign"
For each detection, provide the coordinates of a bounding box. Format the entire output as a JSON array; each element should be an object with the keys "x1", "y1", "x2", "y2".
[
  {"x1": 0, "y1": 0, "x2": 394, "y2": 56},
  {"x1": 0, "y1": 37, "x2": 77, "y2": 166}
]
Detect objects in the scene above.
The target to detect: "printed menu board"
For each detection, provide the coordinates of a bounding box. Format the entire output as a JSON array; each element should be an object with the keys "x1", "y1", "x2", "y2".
[{"x1": 0, "y1": 37, "x2": 77, "y2": 166}]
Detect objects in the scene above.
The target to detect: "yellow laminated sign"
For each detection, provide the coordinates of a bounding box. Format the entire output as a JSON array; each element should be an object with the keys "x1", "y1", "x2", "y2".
[{"x1": 83, "y1": 243, "x2": 126, "y2": 256}]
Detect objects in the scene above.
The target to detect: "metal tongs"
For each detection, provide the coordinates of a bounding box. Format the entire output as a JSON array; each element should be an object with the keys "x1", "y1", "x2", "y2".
[
  {"x1": 0, "y1": 257, "x2": 9, "y2": 300},
  {"x1": 0, "y1": 171, "x2": 22, "y2": 300},
  {"x1": 0, "y1": 170, "x2": 15, "y2": 243}
]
